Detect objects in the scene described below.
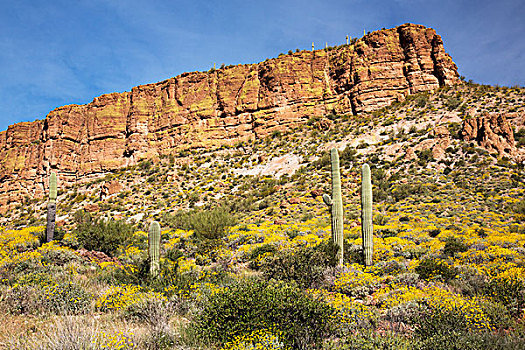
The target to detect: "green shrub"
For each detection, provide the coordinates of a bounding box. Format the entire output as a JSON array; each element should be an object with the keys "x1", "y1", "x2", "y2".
[
  {"x1": 445, "y1": 95, "x2": 462, "y2": 111},
  {"x1": 40, "y1": 246, "x2": 81, "y2": 266},
  {"x1": 485, "y1": 273, "x2": 525, "y2": 316},
  {"x1": 124, "y1": 295, "x2": 176, "y2": 350},
  {"x1": 2, "y1": 285, "x2": 41, "y2": 314},
  {"x1": 415, "y1": 258, "x2": 457, "y2": 282},
  {"x1": 450, "y1": 267, "x2": 488, "y2": 297},
  {"x1": 323, "y1": 331, "x2": 412, "y2": 349},
  {"x1": 2, "y1": 281, "x2": 91, "y2": 315},
  {"x1": 161, "y1": 210, "x2": 193, "y2": 231},
  {"x1": 260, "y1": 241, "x2": 338, "y2": 289},
  {"x1": 417, "y1": 149, "x2": 434, "y2": 166},
  {"x1": 73, "y1": 210, "x2": 134, "y2": 257},
  {"x1": 412, "y1": 302, "x2": 518, "y2": 350},
  {"x1": 41, "y1": 282, "x2": 92, "y2": 314},
  {"x1": 16, "y1": 271, "x2": 56, "y2": 287},
  {"x1": 249, "y1": 244, "x2": 277, "y2": 269},
  {"x1": 189, "y1": 279, "x2": 336, "y2": 349},
  {"x1": 514, "y1": 197, "x2": 525, "y2": 220},
  {"x1": 221, "y1": 328, "x2": 288, "y2": 350},
  {"x1": 189, "y1": 207, "x2": 237, "y2": 241},
  {"x1": 442, "y1": 236, "x2": 469, "y2": 257}
]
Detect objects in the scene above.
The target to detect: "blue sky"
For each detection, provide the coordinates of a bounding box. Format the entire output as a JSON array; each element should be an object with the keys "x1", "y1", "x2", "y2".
[{"x1": 1, "y1": 0, "x2": 523, "y2": 132}]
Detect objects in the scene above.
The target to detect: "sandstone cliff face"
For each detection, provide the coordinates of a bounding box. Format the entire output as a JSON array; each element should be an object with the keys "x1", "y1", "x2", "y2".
[{"x1": 0, "y1": 24, "x2": 459, "y2": 211}]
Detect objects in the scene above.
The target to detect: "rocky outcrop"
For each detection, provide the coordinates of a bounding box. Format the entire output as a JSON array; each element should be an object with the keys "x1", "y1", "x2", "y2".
[
  {"x1": 461, "y1": 113, "x2": 516, "y2": 157},
  {"x1": 0, "y1": 24, "x2": 459, "y2": 211},
  {"x1": 101, "y1": 180, "x2": 124, "y2": 198}
]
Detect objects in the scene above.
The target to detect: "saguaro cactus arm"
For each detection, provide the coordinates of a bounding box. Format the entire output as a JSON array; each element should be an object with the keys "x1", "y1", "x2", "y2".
[{"x1": 322, "y1": 194, "x2": 333, "y2": 206}]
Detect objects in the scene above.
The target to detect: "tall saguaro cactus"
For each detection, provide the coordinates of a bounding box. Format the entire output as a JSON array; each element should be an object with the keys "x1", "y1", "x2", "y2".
[
  {"x1": 46, "y1": 172, "x2": 57, "y2": 242},
  {"x1": 323, "y1": 148, "x2": 344, "y2": 266},
  {"x1": 361, "y1": 164, "x2": 373, "y2": 266},
  {"x1": 149, "y1": 221, "x2": 161, "y2": 277}
]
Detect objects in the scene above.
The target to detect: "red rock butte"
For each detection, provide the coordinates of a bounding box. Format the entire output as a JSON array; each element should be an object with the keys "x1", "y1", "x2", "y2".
[{"x1": 0, "y1": 24, "x2": 459, "y2": 212}]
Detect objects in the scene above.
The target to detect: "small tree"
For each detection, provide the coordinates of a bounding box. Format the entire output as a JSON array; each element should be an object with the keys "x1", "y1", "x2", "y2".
[
  {"x1": 73, "y1": 211, "x2": 134, "y2": 257},
  {"x1": 190, "y1": 207, "x2": 236, "y2": 241}
]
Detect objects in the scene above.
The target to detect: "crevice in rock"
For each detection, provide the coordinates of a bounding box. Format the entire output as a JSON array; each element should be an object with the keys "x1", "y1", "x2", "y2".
[
  {"x1": 396, "y1": 26, "x2": 414, "y2": 94},
  {"x1": 430, "y1": 35, "x2": 446, "y2": 86}
]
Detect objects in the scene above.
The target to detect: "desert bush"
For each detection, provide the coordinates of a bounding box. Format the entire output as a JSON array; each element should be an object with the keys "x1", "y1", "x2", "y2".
[
  {"x1": 41, "y1": 282, "x2": 92, "y2": 314},
  {"x1": 377, "y1": 260, "x2": 407, "y2": 276},
  {"x1": 163, "y1": 207, "x2": 237, "y2": 244},
  {"x1": 16, "y1": 270, "x2": 56, "y2": 286},
  {"x1": 39, "y1": 242, "x2": 81, "y2": 266},
  {"x1": 442, "y1": 236, "x2": 469, "y2": 257},
  {"x1": 95, "y1": 284, "x2": 143, "y2": 312},
  {"x1": 411, "y1": 295, "x2": 511, "y2": 348},
  {"x1": 189, "y1": 278, "x2": 336, "y2": 349},
  {"x1": 393, "y1": 272, "x2": 420, "y2": 287},
  {"x1": 415, "y1": 258, "x2": 457, "y2": 282},
  {"x1": 445, "y1": 95, "x2": 462, "y2": 111},
  {"x1": 248, "y1": 243, "x2": 277, "y2": 269},
  {"x1": 343, "y1": 243, "x2": 364, "y2": 265},
  {"x1": 161, "y1": 210, "x2": 193, "y2": 230},
  {"x1": 417, "y1": 149, "x2": 434, "y2": 166},
  {"x1": 413, "y1": 329, "x2": 525, "y2": 350},
  {"x1": 2, "y1": 284, "x2": 41, "y2": 314},
  {"x1": 2, "y1": 274, "x2": 90, "y2": 316},
  {"x1": 73, "y1": 210, "x2": 134, "y2": 257},
  {"x1": 221, "y1": 328, "x2": 289, "y2": 350},
  {"x1": 514, "y1": 197, "x2": 525, "y2": 220},
  {"x1": 412, "y1": 307, "x2": 522, "y2": 350},
  {"x1": 124, "y1": 294, "x2": 176, "y2": 350},
  {"x1": 323, "y1": 330, "x2": 412, "y2": 350},
  {"x1": 484, "y1": 268, "x2": 525, "y2": 315},
  {"x1": 260, "y1": 240, "x2": 338, "y2": 289},
  {"x1": 332, "y1": 267, "x2": 382, "y2": 299},
  {"x1": 450, "y1": 267, "x2": 489, "y2": 297},
  {"x1": 4, "y1": 316, "x2": 103, "y2": 350}
]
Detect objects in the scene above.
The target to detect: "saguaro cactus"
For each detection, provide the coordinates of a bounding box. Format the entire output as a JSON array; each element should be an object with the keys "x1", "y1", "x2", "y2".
[
  {"x1": 323, "y1": 148, "x2": 344, "y2": 266},
  {"x1": 46, "y1": 172, "x2": 57, "y2": 242},
  {"x1": 361, "y1": 164, "x2": 373, "y2": 266},
  {"x1": 149, "y1": 221, "x2": 161, "y2": 277}
]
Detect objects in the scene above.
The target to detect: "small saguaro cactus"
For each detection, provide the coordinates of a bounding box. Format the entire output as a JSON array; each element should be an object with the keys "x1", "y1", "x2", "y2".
[
  {"x1": 361, "y1": 163, "x2": 373, "y2": 266},
  {"x1": 46, "y1": 172, "x2": 57, "y2": 242},
  {"x1": 148, "y1": 221, "x2": 161, "y2": 277},
  {"x1": 323, "y1": 148, "x2": 344, "y2": 266}
]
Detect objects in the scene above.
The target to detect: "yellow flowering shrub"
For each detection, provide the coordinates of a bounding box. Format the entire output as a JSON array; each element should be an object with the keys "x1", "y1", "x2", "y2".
[
  {"x1": 221, "y1": 328, "x2": 289, "y2": 350},
  {"x1": 485, "y1": 267, "x2": 525, "y2": 314},
  {"x1": 177, "y1": 256, "x2": 198, "y2": 273},
  {"x1": 376, "y1": 285, "x2": 494, "y2": 330},
  {"x1": 333, "y1": 264, "x2": 385, "y2": 298},
  {"x1": 98, "y1": 330, "x2": 136, "y2": 349},
  {"x1": 95, "y1": 285, "x2": 143, "y2": 312},
  {"x1": 308, "y1": 289, "x2": 376, "y2": 329},
  {"x1": 41, "y1": 281, "x2": 92, "y2": 314}
]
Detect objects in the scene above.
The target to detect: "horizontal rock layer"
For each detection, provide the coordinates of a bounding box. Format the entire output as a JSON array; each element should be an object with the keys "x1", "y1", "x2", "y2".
[{"x1": 0, "y1": 24, "x2": 459, "y2": 211}]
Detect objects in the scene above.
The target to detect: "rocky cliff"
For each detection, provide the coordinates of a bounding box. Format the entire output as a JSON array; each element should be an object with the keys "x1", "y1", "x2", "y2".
[{"x1": 0, "y1": 24, "x2": 459, "y2": 211}]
